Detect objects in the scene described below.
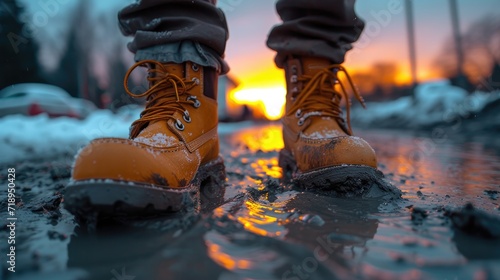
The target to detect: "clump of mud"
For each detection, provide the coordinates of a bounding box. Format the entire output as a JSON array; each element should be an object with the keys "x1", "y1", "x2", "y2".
[
  {"x1": 410, "y1": 206, "x2": 428, "y2": 225},
  {"x1": 305, "y1": 178, "x2": 402, "y2": 202},
  {"x1": 483, "y1": 190, "x2": 498, "y2": 200},
  {"x1": 445, "y1": 203, "x2": 500, "y2": 239},
  {"x1": 28, "y1": 192, "x2": 63, "y2": 212}
]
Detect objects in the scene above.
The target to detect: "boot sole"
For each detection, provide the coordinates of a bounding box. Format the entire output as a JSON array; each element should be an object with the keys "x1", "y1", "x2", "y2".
[
  {"x1": 278, "y1": 150, "x2": 398, "y2": 198},
  {"x1": 64, "y1": 157, "x2": 226, "y2": 219}
]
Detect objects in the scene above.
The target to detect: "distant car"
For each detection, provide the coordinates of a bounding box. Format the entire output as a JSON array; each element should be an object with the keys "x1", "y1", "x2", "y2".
[{"x1": 0, "y1": 83, "x2": 96, "y2": 119}]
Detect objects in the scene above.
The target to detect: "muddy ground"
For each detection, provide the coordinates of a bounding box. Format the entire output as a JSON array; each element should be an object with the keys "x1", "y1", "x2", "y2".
[{"x1": 1, "y1": 123, "x2": 500, "y2": 280}]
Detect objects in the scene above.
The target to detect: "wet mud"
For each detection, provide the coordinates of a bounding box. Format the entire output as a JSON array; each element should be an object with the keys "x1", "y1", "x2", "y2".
[{"x1": 1, "y1": 123, "x2": 500, "y2": 279}]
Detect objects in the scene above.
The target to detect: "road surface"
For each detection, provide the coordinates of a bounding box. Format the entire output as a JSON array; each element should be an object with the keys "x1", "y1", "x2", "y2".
[{"x1": 1, "y1": 122, "x2": 499, "y2": 280}]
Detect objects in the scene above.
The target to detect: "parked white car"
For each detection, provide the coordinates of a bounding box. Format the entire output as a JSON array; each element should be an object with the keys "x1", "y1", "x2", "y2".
[{"x1": 0, "y1": 83, "x2": 96, "y2": 119}]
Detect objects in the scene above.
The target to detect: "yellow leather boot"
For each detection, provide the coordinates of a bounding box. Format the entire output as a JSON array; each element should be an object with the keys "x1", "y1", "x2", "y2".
[
  {"x1": 65, "y1": 60, "x2": 225, "y2": 217},
  {"x1": 279, "y1": 56, "x2": 386, "y2": 192}
]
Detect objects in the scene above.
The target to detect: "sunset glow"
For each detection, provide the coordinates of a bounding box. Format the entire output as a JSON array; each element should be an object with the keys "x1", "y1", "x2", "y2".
[
  {"x1": 230, "y1": 86, "x2": 286, "y2": 120},
  {"x1": 228, "y1": 62, "x2": 287, "y2": 120},
  {"x1": 228, "y1": 60, "x2": 447, "y2": 120},
  {"x1": 227, "y1": 63, "x2": 420, "y2": 120},
  {"x1": 221, "y1": 0, "x2": 498, "y2": 120}
]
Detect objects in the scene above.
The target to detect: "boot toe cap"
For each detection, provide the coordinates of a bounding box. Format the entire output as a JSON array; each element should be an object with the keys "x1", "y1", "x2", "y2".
[
  {"x1": 71, "y1": 138, "x2": 195, "y2": 188},
  {"x1": 296, "y1": 135, "x2": 378, "y2": 172}
]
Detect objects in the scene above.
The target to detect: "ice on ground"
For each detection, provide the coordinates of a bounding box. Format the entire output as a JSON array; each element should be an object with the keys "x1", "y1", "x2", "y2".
[{"x1": 351, "y1": 80, "x2": 500, "y2": 130}]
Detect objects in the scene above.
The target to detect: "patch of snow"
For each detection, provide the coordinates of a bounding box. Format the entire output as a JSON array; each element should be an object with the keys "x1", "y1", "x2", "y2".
[
  {"x1": 351, "y1": 80, "x2": 500, "y2": 130},
  {"x1": 304, "y1": 129, "x2": 344, "y2": 139},
  {"x1": 349, "y1": 136, "x2": 368, "y2": 148},
  {"x1": 0, "y1": 110, "x2": 131, "y2": 164},
  {"x1": 145, "y1": 148, "x2": 160, "y2": 158},
  {"x1": 195, "y1": 150, "x2": 201, "y2": 163},
  {"x1": 134, "y1": 133, "x2": 177, "y2": 147},
  {"x1": 183, "y1": 149, "x2": 193, "y2": 163},
  {"x1": 144, "y1": 18, "x2": 162, "y2": 29}
]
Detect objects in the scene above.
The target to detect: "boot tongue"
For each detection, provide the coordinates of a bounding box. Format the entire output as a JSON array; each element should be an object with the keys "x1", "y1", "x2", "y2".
[
  {"x1": 148, "y1": 63, "x2": 185, "y2": 82},
  {"x1": 300, "y1": 56, "x2": 337, "y2": 109},
  {"x1": 132, "y1": 62, "x2": 187, "y2": 146},
  {"x1": 301, "y1": 57, "x2": 332, "y2": 76},
  {"x1": 298, "y1": 57, "x2": 350, "y2": 137},
  {"x1": 162, "y1": 63, "x2": 185, "y2": 77}
]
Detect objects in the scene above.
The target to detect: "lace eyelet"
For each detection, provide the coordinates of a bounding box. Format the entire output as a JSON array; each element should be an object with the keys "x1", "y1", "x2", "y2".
[
  {"x1": 291, "y1": 65, "x2": 297, "y2": 75},
  {"x1": 192, "y1": 77, "x2": 200, "y2": 85},
  {"x1": 192, "y1": 63, "x2": 199, "y2": 71},
  {"x1": 295, "y1": 109, "x2": 302, "y2": 118},
  {"x1": 297, "y1": 118, "x2": 305, "y2": 126},
  {"x1": 187, "y1": 96, "x2": 201, "y2": 108},
  {"x1": 175, "y1": 120, "x2": 185, "y2": 131},
  {"x1": 290, "y1": 75, "x2": 298, "y2": 83},
  {"x1": 183, "y1": 111, "x2": 191, "y2": 123}
]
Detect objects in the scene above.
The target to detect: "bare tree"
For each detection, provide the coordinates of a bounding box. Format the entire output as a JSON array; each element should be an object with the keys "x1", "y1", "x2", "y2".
[
  {"x1": 0, "y1": 0, "x2": 43, "y2": 89},
  {"x1": 50, "y1": 0, "x2": 93, "y2": 98},
  {"x1": 434, "y1": 15, "x2": 500, "y2": 85}
]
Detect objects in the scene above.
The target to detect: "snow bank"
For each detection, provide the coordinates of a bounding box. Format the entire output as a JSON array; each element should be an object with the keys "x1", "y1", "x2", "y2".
[
  {"x1": 0, "y1": 110, "x2": 131, "y2": 164},
  {"x1": 351, "y1": 80, "x2": 500, "y2": 130},
  {"x1": 0, "y1": 107, "x2": 253, "y2": 164}
]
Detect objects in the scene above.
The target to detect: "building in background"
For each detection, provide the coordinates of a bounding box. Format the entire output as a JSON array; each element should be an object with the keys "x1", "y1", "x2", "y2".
[{"x1": 218, "y1": 75, "x2": 250, "y2": 122}]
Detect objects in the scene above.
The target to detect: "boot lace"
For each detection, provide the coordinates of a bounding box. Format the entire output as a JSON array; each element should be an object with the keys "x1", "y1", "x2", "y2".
[
  {"x1": 288, "y1": 65, "x2": 365, "y2": 135},
  {"x1": 124, "y1": 60, "x2": 200, "y2": 139}
]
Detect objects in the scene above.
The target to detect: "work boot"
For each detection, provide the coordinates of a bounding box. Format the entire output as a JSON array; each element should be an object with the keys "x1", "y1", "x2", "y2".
[
  {"x1": 279, "y1": 56, "x2": 385, "y2": 192},
  {"x1": 65, "y1": 60, "x2": 226, "y2": 218}
]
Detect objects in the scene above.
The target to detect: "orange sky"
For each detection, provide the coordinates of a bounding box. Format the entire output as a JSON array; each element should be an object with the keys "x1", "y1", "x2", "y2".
[
  {"x1": 26, "y1": 0, "x2": 499, "y2": 91},
  {"x1": 219, "y1": 0, "x2": 500, "y2": 119},
  {"x1": 223, "y1": 0, "x2": 500, "y2": 89}
]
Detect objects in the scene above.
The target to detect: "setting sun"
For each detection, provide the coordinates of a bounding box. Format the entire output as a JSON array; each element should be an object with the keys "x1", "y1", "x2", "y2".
[
  {"x1": 230, "y1": 86, "x2": 286, "y2": 120},
  {"x1": 228, "y1": 63, "x2": 287, "y2": 120}
]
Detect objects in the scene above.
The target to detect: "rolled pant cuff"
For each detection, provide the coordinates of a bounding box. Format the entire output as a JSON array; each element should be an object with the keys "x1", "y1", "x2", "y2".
[{"x1": 134, "y1": 41, "x2": 230, "y2": 75}]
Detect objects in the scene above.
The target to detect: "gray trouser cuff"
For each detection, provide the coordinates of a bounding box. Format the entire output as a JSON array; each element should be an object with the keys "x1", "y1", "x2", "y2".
[{"x1": 134, "y1": 41, "x2": 230, "y2": 75}]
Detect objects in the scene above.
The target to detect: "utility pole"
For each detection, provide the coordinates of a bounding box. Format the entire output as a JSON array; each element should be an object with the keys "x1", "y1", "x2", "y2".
[
  {"x1": 449, "y1": 0, "x2": 467, "y2": 89},
  {"x1": 405, "y1": 0, "x2": 418, "y2": 99}
]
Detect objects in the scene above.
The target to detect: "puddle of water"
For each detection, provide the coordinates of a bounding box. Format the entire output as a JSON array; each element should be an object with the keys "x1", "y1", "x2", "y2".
[
  {"x1": 355, "y1": 128, "x2": 500, "y2": 211},
  {"x1": 215, "y1": 123, "x2": 500, "y2": 279},
  {"x1": 1, "y1": 122, "x2": 500, "y2": 279}
]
